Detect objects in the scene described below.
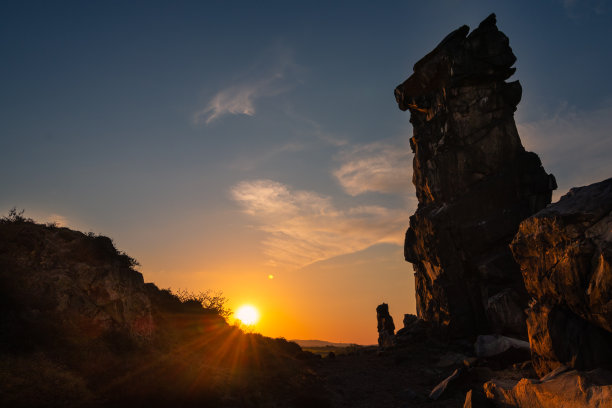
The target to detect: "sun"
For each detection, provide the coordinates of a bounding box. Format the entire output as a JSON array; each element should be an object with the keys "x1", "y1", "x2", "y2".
[{"x1": 235, "y1": 305, "x2": 260, "y2": 326}]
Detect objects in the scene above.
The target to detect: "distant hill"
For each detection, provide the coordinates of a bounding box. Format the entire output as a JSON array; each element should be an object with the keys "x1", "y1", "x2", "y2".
[{"x1": 292, "y1": 339, "x2": 364, "y2": 348}]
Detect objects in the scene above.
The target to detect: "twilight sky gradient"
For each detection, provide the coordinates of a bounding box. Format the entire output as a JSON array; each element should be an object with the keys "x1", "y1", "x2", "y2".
[{"x1": 2, "y1": 0, "x2": 611, "y2": 344}]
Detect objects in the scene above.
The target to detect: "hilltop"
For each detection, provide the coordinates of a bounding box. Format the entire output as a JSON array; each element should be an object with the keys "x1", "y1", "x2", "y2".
[{"x1": 0, "y1": 213, "x2": 329, "y2": 407}]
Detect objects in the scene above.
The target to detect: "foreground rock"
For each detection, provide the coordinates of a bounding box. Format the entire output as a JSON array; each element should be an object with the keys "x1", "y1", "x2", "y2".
[
  {"x1": 395, "y1": 13, "x2": 555, "y2": 338},
  {"x1": 484, "y1": 368, "x2": 612, "y2": 408},
  {"x1": 511, "y1": 178, "x2": 612, "y2": 376}
]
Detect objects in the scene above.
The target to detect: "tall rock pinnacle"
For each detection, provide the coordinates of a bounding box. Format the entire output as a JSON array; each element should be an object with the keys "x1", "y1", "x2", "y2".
[{"x1": 395, "y1": 14, "x2": 556, "y2": 338}]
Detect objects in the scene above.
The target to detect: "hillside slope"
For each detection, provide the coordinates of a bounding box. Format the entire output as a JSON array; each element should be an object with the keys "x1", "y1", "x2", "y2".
[{"x1": 0, "y1": 215, "x2": 325, "y2": 407}]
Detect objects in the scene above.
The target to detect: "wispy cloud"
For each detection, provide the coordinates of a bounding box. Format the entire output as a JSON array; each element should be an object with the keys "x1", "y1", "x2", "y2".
[
  {"x1": 518, "y1": 101, "x2": 612, "y2": 200},
  {"x1": 228, "y1": 142, "x2": 305, "y2": 172},
  {"x1": 333, "y1": 141, "x2": 413, "y2": 196},
  {"x1": 231, "y1": 179, "x2": 410, "y2": 269},
  {"x1": 282, "y1": 107, "x2": 349, "y2": 147},
  {"x1": 194, "y1": 47, "x2": 299, "y2": 124}
]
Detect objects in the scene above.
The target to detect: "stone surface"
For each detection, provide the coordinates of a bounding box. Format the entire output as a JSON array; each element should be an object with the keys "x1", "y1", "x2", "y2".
[
  {"x1": 0, "y1": 220, "x2": 155, "y2": 347},
  {"x1": 437, "y1": 351, "x2": 470, "y2": 368},
  {"x1": 395, "y1": 313, "x2": 431, "y2": 343},
  {"x1": 463, "y1": 389, "x2": 491, "y2": 408},
  {"x1": 486, "y1": 288, "x2": 526, "y2": 335},
  {"x1": 511, "y1": 178, "x2": 612, "y2": 376},
  {"x1": 430, "y1": 368, "x2": 463, "y2": 400},
  {"x1": 376, "y1": 303, "x2": 396, "y2": 348},
  {"x1": 395, "y1": 13, "x2": 555, "y2": 338},
  {"x1": 484, "y1": 369, "x2": 612, "y2": 408},
  {"x1": 403, "y1": 313, "x2": 419, "y2": 328},
  {"x1": 474, "y1": 335, "x2": 530, "y2": 358}
]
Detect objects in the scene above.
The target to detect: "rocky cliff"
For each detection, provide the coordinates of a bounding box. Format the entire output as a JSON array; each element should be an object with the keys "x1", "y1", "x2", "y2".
[
  {"x1": 511, "y1": 178, "x2": 612, "y2": 376},
  {"x1": 0, "y1": 218, "x2": 155, "y2": 352},
  {"x1": 395, "y1": 14, "x2": 556, "y2": 338}
]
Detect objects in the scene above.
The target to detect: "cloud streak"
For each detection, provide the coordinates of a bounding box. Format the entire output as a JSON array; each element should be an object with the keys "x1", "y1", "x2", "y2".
[
  {"x1": 194, "y1": 47, "x2": 298, "y2": 124},
  {"x1": 231, "y1": 179, "x2": 410, "y2": 269},
  {"x1": 333, "y1": 141, "x2": 413, "y2": 196}
]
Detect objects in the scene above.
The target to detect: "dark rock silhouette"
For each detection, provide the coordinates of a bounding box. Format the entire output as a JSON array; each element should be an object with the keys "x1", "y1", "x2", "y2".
[
  {"x1": 511, "y1": 178, "x2": 612, "y2": 376},
  {"x1": 395, "y1": 313, "x2": 431, "y2": 342},
  {"x1": 376, "y1": 303, "x2": 395, "y2": 347},
  {"x1": 395, "y1": 13, "x2": 556, "y2": 338}
]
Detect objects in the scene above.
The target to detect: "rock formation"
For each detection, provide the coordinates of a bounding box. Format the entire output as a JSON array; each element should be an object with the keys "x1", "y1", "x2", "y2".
[
  {"x1": 394, "y1": 13, "x2": 556, "y2": 338},
  {"x1": 376, "y1": 303, "x2": 396, "y2": 347},
  {"x1": 511, "y1": 178, "x2": 612, "y2": 376},
  {"x1": 484, "y1": 367, "x2": 612, "y2": 408},
  {"x1": 0, "y1": 219, "x2": 155, "y2": 349}
]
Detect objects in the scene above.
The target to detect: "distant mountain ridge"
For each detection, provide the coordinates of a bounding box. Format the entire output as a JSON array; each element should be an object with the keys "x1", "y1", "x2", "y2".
[{"x1": 291, "y1": 339, "x2": 364, "y2": 348}]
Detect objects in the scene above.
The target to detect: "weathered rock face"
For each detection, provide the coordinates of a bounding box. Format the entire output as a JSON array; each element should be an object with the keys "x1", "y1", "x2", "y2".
[
  {"x1": 511, "y1": 178, "x2": 612, "y2": 376},
  {"x1": 376, "y1": 303, "x2": 396, "y2": 347},
  {"x1": 0, "y1": 219, "x2": 155, "y2": 350},
  {"x1": 484, "y1": 368, "x2": 612, "y2": 408},
  {"x1": 395, "y1": 14, "x2": 556, "y2": 338}
]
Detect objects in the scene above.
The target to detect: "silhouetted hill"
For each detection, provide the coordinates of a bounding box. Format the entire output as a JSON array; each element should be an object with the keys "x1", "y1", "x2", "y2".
[
  {"x1": 0, "y1": 214, "x2": 325, "y2": 407},
  {"x1": 292, "y1": 339, "x2": 363, "y2": 348}
]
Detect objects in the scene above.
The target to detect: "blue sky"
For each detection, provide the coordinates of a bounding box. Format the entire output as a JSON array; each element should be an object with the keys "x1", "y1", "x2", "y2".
[{"x1": 1, "y1": 0, "x2": 611, "y2": 343}]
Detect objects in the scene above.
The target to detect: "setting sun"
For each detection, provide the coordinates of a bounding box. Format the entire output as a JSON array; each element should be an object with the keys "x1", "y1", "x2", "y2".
[{"x1": 235, "y1": 305, "x2": 260, "y2": 326}]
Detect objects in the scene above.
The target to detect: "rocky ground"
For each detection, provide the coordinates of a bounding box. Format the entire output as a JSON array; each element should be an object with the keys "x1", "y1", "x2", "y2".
[{"x1": 305, "y1": 340, "x2": 534, "y2": 408}]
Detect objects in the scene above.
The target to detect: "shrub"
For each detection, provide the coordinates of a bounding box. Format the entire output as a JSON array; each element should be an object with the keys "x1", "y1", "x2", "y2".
[
  {"x1": 173, "y1": 289, "x2": 232, "y2": 319},
  {"x1": 1, "y1": 207, "x2": 33, "y2": 224}
]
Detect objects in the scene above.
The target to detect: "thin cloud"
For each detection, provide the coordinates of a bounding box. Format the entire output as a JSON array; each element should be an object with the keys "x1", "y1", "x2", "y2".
[
  {"x1": 197, "y1": 85, "x2": 258, "y2": 124},
  {"x1": 518, "y1": 101, "x2": 612, "y2": 200},
  {"x1": 282, "y1": 107, "x2": 349, "y2": 147},
  {"x1": 333, "y1": 141, "x2": 413, "y2": 196},
  {"x1": 194, "y1": 47, "x2": 299, "y2": 124},
  {"x1": 229, "y1": 142, "x2": 305, "y2": 172},
  {"x1": 231, "y1": 179, "x2": 410, "y2": 269}
]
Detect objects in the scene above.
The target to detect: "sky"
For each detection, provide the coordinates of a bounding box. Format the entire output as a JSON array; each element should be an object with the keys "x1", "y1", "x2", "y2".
[{"x1": 1, "y1": 0, "x2": 611, "y2": 344}]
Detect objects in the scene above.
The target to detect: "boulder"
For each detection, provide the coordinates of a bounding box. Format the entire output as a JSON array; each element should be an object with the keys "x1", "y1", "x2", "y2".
[
  {"x1": 474, "y1": 335, "x2": 530, "y2": 358},
  {"x1": 376, "y1": 303, "x2": 396, "y2": 348},
  {"x1": 484, "y1": 368, "x2": 612, "y2": 408},
  {"x1": 511, "y1": 178, "x2": 612, "y2": 376},
  {"x1": 395, "y1": 13, "x2": 555, "y2": 338}
]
